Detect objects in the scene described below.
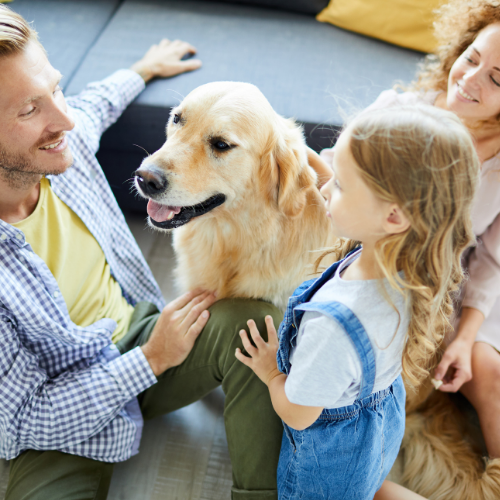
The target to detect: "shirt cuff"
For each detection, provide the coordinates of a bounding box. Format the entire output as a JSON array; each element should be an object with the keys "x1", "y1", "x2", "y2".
[
  {"x1": 102, "y1": 68, "x2": 146, "y2": 102},
  {"x1": 106, "y1": 346, "x2": 157, "y2": 400}
]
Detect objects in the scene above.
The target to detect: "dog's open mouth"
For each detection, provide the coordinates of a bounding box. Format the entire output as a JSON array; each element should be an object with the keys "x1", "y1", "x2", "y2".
[{"x1": 147, "y1": 194, "x2": 226, "y2": 229}]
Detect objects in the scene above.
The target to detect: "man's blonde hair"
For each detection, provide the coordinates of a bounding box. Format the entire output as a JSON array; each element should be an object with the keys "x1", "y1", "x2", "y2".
[{"x1": 0, "y1": 4, "x2": 39, "y2": 56}]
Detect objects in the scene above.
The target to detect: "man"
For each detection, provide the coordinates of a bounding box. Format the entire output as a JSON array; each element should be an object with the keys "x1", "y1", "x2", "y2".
[{"x1": 0, "y1": 6, "x2": 283, "y2": 499}]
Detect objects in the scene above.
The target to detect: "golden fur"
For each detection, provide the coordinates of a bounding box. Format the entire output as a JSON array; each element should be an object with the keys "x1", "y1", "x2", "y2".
[
  {"x1": 139, "y1": 82, "x2": 336, "y2": 309},
  {"x1": 401, "y1": 385, "x2": 500, "y2": 500}
]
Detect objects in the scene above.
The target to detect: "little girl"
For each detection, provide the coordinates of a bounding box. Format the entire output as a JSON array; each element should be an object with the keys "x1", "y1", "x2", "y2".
[{"x1": 235, "y1": 105, "x2": 479, "y2": 499}]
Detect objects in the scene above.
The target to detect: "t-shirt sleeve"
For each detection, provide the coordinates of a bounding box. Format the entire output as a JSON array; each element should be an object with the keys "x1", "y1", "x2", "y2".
[
  {"x1": 284, "y1": 312, "x2": 361, "y2": 407},
  {"x1": 463, "y1": 213, "x2": 500, "y2": 318}
]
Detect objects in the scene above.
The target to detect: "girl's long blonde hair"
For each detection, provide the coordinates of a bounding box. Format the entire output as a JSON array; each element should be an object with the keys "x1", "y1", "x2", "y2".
[{"x1": 317, "y1": 106, "x2": 479, "y2": 388}]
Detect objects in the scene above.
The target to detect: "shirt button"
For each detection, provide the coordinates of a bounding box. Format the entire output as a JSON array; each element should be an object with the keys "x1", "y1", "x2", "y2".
[
  {"x1": 0, "y1": 234, "x2": 6, "y2": 241},
  {"x1": 16, "y1": 233, "x2": 23, "y2": 241},
  {"x1": 53, "y1": 291, "x2": 60, "y2": 299}
]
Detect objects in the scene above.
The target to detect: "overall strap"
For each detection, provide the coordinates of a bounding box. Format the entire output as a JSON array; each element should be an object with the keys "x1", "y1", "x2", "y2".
[{"x1": 294, "y1": 301, "x2": 376, "y2": 401}]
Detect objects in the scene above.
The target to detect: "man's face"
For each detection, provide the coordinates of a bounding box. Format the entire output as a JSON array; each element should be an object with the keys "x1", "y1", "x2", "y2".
[{"x1": 0, "y1": 40, "x2": 75, "y2": 188}]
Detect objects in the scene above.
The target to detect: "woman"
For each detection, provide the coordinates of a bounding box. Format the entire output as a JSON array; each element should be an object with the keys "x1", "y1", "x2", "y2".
[{"x1": 309, "y1": 1, "x2": 500, "y2": 497}]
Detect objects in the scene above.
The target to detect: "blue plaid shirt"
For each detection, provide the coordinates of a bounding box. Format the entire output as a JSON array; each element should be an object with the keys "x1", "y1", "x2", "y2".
[{"x1": 0, "y1": 70, "x2": 166, "y2": 462}]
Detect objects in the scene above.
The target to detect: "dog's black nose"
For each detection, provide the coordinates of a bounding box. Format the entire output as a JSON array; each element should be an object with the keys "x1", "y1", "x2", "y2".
[{"x1": 134, "y1": 168, "x2": 168, "y2": 196}]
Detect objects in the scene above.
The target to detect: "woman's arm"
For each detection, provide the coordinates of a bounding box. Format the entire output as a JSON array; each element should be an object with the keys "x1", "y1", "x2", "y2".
[
  {"x1": 307, "y1": 147, "x2": 333, "y2": 188},
  {"x1": 374, "y1": 481, "x2": 427, "y2": 500},
  {"x1": 434, "y1": 307, "x2": 484, "y2": 392}
]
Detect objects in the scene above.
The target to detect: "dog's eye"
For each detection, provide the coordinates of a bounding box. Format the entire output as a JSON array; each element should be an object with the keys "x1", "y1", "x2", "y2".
[
  {"x1": 213, "y1": 140, "x2": 230, "y2": 151},
  {"x1": 173, "y1": 114, "x2": 180, "y2": 124}
]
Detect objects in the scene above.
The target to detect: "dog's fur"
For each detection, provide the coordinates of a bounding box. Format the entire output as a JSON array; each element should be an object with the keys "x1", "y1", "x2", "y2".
[
  {"x1": 136, "y1": 81, "x2": 500, "y2": 497},
  {"x1": 135, "y1": 82, "x2": 336, "y2": 309},
  {"x1": 399, "y1": 381, "x2": 500, "y2": 500}
]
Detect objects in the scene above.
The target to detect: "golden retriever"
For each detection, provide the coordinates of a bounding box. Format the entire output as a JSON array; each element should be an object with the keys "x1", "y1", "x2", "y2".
[
  {"x1": 134, "y1": 81, "x2": 336, "y2": 309},
  {"x1": 134, "y1": 82, "x2": 500, "y2": 499},
  {"x1": 397, "y1": 378, "x2": 500, "y2": 500}
]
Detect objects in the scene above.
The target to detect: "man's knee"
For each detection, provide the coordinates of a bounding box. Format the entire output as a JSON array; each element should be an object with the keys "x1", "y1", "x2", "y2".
[{"x1": 206, "y1": 298, "x2": 283, "y2": 343}]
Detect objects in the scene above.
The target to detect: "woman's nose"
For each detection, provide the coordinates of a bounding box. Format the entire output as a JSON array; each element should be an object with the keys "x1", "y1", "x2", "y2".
[{"x1": 463, "y1": 67, "x2": 482, "y2": 88}]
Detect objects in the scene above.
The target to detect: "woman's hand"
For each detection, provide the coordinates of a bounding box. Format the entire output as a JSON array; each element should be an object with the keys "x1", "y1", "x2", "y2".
[
  {"x1": 434, "y1": 306, "x2": 484, "y2": 392},
  {"x1": 130, "y1": 39, "x2": 202, "y2": 83},
  {"x1": 434, "y1": 338, "x2": 473, "y2": 392},
  {"x1": 235, "y1": 316, "x2": 282, "y2": 386}
]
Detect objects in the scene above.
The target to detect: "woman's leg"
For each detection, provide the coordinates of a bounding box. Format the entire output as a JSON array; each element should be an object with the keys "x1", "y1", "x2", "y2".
[
  {"x1": 373, "y1": 481, "x2": 427, "y2": 500},
  {"x1": 460, "y1": 342, "x2": 500, "y2": 458},
  {"x1": 373, "y1": 480, "x2": 425, "y2": 500}
]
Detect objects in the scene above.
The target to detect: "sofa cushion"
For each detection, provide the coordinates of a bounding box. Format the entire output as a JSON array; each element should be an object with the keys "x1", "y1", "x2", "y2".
[
  {"x1": 8, "y1": 0, "x2": 121, "y2": 89},
  {"x1": 64, "y1": 0, "x2": 423, "y2": 212},
  {"x1": 317, "y1": 0, "x2": 441, "y2": 53}
]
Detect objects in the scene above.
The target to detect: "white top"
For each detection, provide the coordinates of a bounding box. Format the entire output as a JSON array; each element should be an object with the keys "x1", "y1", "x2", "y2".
[
  {"x1": 321, "y1": 89, "x2": 500, "y2": 352},
  {"x1": 285, "y1": 250, "x2": 409, "y2": 409}
]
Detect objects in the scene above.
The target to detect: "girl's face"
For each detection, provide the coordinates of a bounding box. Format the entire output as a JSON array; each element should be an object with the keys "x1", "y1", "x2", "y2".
[
  {"x1": 447, "y1": 22, "x2": 500, "y2": 124},
  {"x1": 320, "y1": 131, "x2": 391, "y2": 245}
]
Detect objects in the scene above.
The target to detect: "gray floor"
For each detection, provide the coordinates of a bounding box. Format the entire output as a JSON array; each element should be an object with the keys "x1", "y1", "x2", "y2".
[{"x1": 0, "y1": 213, "x2": 233, "y2": 500}]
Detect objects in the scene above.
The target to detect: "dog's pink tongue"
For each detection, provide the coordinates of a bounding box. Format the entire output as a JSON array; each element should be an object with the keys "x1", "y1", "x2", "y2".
[{"x1": 147, "y1": 200, "x2": 181, "y2": 222}]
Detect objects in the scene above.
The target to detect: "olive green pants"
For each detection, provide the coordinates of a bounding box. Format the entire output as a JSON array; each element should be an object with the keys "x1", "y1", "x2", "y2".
[{"x1": 6, "y1": 299, "x2": 283, "y2": 500}]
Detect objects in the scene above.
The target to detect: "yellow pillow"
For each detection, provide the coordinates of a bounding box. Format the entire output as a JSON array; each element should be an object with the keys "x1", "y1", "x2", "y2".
[{"x1": 317, "y1": 0, "x2": 442, "y2": 53}]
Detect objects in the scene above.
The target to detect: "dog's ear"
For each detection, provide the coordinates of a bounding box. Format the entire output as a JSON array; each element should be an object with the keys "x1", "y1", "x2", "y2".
[{"x1": 260, "y1": 118, "x2": 316, "y2": 217}]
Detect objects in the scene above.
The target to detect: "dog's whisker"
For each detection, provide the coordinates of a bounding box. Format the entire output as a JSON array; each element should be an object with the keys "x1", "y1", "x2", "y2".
[
  {"x1": 165, "y1": 89, "x2": 186, "y2": 104},
  {"x1": 133, "y1": 144, "x2": 150, "y2": 156}
]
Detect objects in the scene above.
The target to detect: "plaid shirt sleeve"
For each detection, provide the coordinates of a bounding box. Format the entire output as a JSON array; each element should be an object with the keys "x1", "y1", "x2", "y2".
[
  {"x1": 0, "y1": 314, "x2": 155, "y2": 454},
  {"x1": 65, "y1": 69, "x2": 145, "y2": 155}
]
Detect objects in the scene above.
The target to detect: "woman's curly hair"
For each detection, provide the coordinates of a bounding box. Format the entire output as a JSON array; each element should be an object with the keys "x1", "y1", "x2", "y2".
[{"x1": 415, "y1": 0, "x2": 500, "y2": 92}]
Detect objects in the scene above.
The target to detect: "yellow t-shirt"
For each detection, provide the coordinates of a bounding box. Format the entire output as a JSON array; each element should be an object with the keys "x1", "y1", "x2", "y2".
[{"x1": 13, "y1": 177, "x2": 134, "y2": 342}]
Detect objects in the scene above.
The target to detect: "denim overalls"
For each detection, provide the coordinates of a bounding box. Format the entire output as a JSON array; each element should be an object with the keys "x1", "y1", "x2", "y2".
[{"x1": 276, "y1": 253, "x2": 406, "y2": 500}]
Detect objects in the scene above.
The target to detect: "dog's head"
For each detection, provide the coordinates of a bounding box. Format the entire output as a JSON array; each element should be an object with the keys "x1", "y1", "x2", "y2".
[{"x1": 134, "y1": 82, "x2": 316, "y2": 231}]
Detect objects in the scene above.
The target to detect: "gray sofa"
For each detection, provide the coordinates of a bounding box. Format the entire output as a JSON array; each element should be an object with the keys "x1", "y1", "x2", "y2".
[{"x1": 11, "y1": 0, "x2": 424, "y2": 213}]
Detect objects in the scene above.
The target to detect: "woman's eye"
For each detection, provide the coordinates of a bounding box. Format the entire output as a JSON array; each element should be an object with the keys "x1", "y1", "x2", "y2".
[
  {"x1": 491, "y1": 76, "x2": 500, "y2": 88},
  {"x1": 213, "y1": 140, "x2": 230, "y2": 151},
  {"x1": 334, "y1": 179, "x2": 341, "y2": 190},
  {"x1": 173, "y1": 114, "x2": 180, "y2": 124}
]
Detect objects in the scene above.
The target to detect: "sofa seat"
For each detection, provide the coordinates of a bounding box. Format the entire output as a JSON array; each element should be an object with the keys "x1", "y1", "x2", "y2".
[
  {"x1": 11, "y1": 0, "x2": 121, "y2": 89},
  {"x1": 15, "y1": 0, "x2": 425, "y2": 212}
]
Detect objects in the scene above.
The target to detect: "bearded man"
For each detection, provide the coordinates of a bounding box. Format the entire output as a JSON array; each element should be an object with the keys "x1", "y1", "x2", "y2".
[{"x1": 0, "y1": 6, "x2": 282, "y2": 499}]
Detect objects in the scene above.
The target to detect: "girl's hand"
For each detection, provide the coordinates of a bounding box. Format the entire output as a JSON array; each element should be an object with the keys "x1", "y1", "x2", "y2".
[
  {"x1": 434, "y1": 338, "x2": 473, "y2": 392},
  {"x1": 235, "y1": 316, "x2": 282, "y2": 386}
]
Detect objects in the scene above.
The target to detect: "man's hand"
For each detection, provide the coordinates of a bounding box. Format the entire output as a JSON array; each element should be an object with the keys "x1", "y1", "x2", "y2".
[
  {"x1": 130, "y1": 39, "x2": 202, "y2": 83},
  {"x1": 235, "y1": 316, "x2": 282, "y2": 386},
  {"x1": 141, "y1": 289, "x2": 216, "y2": 376},
  {"x1": 434, "y1": 338, "x2": 473, "y2": 392}
]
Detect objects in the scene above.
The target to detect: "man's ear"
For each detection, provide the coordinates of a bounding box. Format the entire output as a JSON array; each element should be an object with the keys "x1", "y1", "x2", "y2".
[
  {"x1": 384, "y1": 204, "x2": 411, "y2": 235},
  {"x1": 259, "y1": 117, "x2": 315, "y2": 217}
]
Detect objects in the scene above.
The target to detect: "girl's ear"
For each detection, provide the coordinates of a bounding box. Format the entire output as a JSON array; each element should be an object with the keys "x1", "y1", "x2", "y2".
[
  {"x1": 384, "y1": 204, "x2": 411, "y2": 235},
  {"x1": 259, "y1": 117, "x2": 316, "y2": 217}
]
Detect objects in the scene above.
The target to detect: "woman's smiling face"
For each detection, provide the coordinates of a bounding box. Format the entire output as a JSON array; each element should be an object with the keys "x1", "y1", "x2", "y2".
[{"x1": 447, "y1": 22, "x2": 500, "y2": 124}]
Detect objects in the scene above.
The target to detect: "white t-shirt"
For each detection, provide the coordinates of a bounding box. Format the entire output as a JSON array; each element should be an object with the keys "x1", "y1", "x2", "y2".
[{"x1": 285, "y1": 250, "x2": 409, "y2": 409}]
